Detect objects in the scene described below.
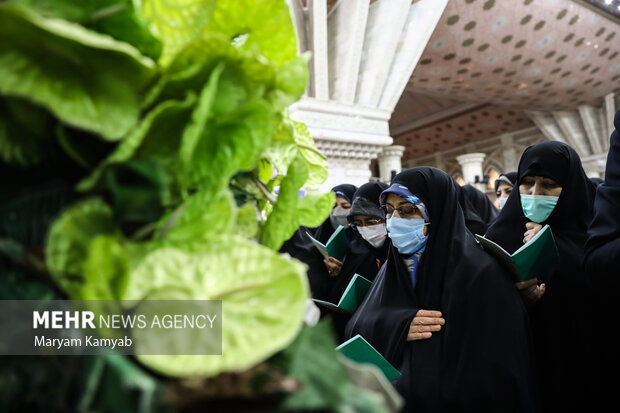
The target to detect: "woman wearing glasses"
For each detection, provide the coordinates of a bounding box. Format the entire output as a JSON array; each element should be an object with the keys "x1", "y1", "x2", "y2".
[{"x1": 345, "y1": 167, "x2": 537, "y2": 413}]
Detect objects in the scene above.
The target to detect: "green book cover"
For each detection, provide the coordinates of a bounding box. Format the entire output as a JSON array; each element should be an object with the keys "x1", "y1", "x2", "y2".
[
  {"x1": 325, "y1": 225, "x2": 348, "y2": 261},
  {"x1": 306, "y1": 225, "x2": 349, "y2": 261},
  {"x1": 336, "y1": 334, "x2": 401, "y2": 382},
  {"x1": 312, "y1": 274, "x2": 372, "y2": 314},
  {"x1": 475, "y1": 224, "x2": 559, "y2": 282},
  {"x1": 511, "y1": 224, "x2": 559, "y2": 281}
]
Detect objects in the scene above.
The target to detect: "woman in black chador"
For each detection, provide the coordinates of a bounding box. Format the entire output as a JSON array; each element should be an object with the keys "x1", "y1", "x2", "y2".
[
  {"x1": 279, "y1": 183, "x2": 357, "y2": 300},
  {"x1": 484, "y1": 140, "x2": 597, "y2": 412},
  {"x1": 346, "y1": 167, "x2": 537, "y2": 413},
  {"x1": 322, "y1": 181, "x2": 390, "y2": 342},
  {"x1": 584, "y1": 107, "x2": 620, "y2": 410}
]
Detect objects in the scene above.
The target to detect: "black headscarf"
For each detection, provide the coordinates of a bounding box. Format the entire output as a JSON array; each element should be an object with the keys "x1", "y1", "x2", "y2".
[
  {"x1": 312, "y1": 183, "x2": 357, "y2": 244},
  {"x1": 484, "y1": 140, "x2": 597, "y2": 412},
  {"x1": 494, "y1": 171, "x2": 517, "y2": 193},
  {"x1": 462, "y1": 184, "x2": 498, "y2": 226},
  {"x1": 324, "y1": 182, "x2": 390, "y2": 341},
  {"x1": 345, "y1": 167, "x2": 537, "y2": 412},
  {"x1": 454, "y1": 183, "x2": 490, "y2": 236},
  {"x1": 485, "y1": 141, "x2": 596, "y2": 257}
]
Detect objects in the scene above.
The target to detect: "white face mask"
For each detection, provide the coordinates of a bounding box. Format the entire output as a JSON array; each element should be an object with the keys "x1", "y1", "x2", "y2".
[
  {"x1": 330, "y1": 206, "x2": 349, "y2": 229},
  {"x1": 357, "y1": 223, "x2": 387, "y2": 248},
  {"x1": 498, "y1": 196, "x2": 508, "y2": 210}
]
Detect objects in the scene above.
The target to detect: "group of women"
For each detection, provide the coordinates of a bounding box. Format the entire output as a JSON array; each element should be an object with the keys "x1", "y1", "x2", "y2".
[{"x1": 282, "y1": 108, "x2": 620, "y2": 412}]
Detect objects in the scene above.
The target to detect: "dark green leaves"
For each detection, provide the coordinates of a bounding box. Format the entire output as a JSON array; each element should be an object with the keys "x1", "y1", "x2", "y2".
[{"x1": 0, "y1": 3, "x2": 156, "y2": 140}]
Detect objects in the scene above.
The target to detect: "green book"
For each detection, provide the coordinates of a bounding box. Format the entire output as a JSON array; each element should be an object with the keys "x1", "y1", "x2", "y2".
[
  {"x1": 313, "y1": 273, "x2": 372, "y2": 314},
  {"x1": 306, "y1": 225, "x2": 348, "y2": 261},
  {"x1": 475, "y1": 224, "x2": 560, "y2": 282},
  {"x1": 336, "y1": 334, "x2": 402, "y2": 382}
]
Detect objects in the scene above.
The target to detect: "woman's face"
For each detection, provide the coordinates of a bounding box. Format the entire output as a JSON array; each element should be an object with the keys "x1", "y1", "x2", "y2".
[
  {"x1": 352, "y1": 215, "x2": 384, "y2": 227},
  {"x1": 384, "y1": 193, "x2": 428, "y2": 235},
  {"x1": 496, "y1": 182, "x2": 513, "y2": 199},
  {"x1": 519, "y1": 175, "x2": 562, "y2": 197},
  {"x1": 334, "y1": 196, "x2": 351, "y2": 210}
]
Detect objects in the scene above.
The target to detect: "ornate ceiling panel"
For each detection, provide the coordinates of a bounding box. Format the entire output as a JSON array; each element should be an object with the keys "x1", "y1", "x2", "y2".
[
  {"x1": 391, "y1": 0, "x2": 620, "y2": 160},
  {"x1": 398, "y1": 104, "x2": 534, "y2": 159}
]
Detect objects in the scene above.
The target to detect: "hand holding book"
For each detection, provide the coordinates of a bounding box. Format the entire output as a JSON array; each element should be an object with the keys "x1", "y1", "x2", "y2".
[
  {"x1": 523, "y1": 221, "x2": 542, "y2": 244},
  {"x1": 515, "y1": 277, "x2": 546, "y2": 305},
  {"x1": 324, "y1": 256, "x2": 343, "y2": 277},
  {"x1": 475, "y1": 224, "x2": 560, "y2": 282},
  {"x1": 516, "y1": 221, "x2": 548, "y2": 305}
]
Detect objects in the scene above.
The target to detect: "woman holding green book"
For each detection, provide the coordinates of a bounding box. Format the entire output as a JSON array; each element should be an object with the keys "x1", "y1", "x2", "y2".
[
  {"x1": 279, "y1": 183, "x2": 357, "y2": 300},
  {"x1": 484, "y1": 140, "x2": 598, "y2": 412},
  {"x1": 345, "y1": 167, "x2": 537, "y2": 412},
  {"x1": 323, "y1": 181, "x2": 390, "y2": 341}
]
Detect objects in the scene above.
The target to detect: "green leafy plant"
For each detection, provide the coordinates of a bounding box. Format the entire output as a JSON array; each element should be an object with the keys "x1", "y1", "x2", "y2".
[{"x1": 0, "y1": 1, "x2": 395, "y2": 411}]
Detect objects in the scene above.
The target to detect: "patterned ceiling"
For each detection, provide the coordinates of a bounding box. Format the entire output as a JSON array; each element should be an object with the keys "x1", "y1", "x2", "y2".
[{"x1": 391, "y1": 0, "x2": 620, "y2": 160}]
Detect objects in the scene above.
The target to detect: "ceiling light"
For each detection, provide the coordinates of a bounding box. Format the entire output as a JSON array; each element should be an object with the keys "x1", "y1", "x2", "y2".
[{"x1": 604, "y1": 0, "x2": 612, "y2": 6}]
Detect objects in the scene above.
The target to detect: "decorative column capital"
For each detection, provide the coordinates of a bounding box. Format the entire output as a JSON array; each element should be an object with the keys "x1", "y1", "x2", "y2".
[
  {"x1": 456, "y1": 152, "x2": 486, "y2": 166},
  {"x1": 378, "y1": 145, "x2": 406, "y2": 159}
]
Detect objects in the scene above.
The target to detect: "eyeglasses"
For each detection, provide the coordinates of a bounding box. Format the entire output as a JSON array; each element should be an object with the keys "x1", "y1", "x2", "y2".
[
  {"x1": 382, "y1": 204, "x2": 419, "y2": 218},
  {"x1": 352, "y1": 218, "x2": 384, "y2": 227}
]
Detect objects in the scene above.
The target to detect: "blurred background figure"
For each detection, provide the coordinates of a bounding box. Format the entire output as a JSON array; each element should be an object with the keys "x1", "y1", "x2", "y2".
[{"x1": 495, "y1": 172, "x2": 517, "y2": 210}]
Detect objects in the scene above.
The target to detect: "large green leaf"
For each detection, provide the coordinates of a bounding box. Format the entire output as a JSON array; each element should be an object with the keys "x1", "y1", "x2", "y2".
[
  {"x1": 156, "y1": 187, "x2": 236, "y2": 248},
  {"x1": 206, "y1": 0, "x2": 298, "y2": 67},
  {"x1": 0, "y1": 3, "x2": 156, "y2": 140},
  {"x1": 292, "y1": 117, "x2": 328, "y2": 190},
  {"x1": 267, "y1": 53, "x2": 310, "y2": 111},
  {"x1": 260, "y1": 154, "x2": 308, "y2": 251},
  {"x1": 187, "y1": 98, "x2": 279, "y2": 191},
  {"x1": 262, "y1": 115, "x2": 300, "y2": 176},
  {"x1": 10, "y1": 0, "x2": 162, "y2": 60},
  {"x1": 147, "y1": 32, "x2": 279, "y2": 111},
  {"x1": 233, "y1": 203, "x2": 259, "y2": 239},
  {"x1": 80, "y1": 235, "x2": 129, "y2": 300},
  {"x1": 121, "y1": 235, "x2": 309, "y2": 378},
  {"x1": 262, "y1": 114, "x2": 327, "y2": 191},
  {"x1": 297, "y1": 191, "x2": 334, "y2": 229},
  {"x1": 139, "y1": 0, "x2": 216, "y2": 66},
  {"x1": 179, "y1": 62, "x2": 224, "y2": 180},
  {"x1": 46, "y1": 198, "x2": 120, "y2": 297}
]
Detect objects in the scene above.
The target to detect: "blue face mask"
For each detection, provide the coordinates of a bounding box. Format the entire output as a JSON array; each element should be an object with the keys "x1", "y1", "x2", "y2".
[
  {"x1": 386, "y1": 217, "x2": 428, "y2": 255},
  {"x1": 520, "y1": 194, "x2": 559, "y2": 223}
]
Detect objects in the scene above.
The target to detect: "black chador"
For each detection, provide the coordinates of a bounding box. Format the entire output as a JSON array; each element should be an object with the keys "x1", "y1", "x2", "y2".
[
  {"x1": 346, "y1": 167, "x2": 537, "y2": 413},
  {"x1": 485, "y1": 141, "x2": 597, "y2": 413}
]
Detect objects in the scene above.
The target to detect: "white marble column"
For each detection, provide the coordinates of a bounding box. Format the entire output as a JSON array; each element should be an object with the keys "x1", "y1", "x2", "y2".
[
  {"x1": 287, "y1": 0, "x2": 449, "y2": 192},
  {"x1": 456, "y1": 153, "x2": 486, "y2": 191},
  {"x1": 377, "y1": 145, "x2": 405, "y2": 182},
  {"x1": 500, "y1": 134, "x2": 519, "y2": 172}
]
